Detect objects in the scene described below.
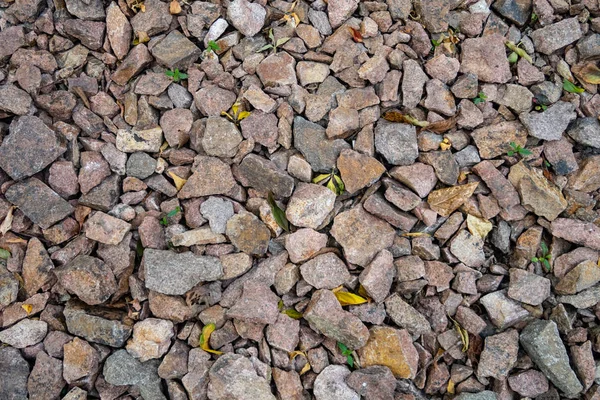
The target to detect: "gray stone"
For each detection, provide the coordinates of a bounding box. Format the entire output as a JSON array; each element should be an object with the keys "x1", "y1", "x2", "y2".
[
  {"x1": 116, "y1": 127, "x2": 163, "y2": 153},
  {"x1": 65, "y1": 0, "x2": 105, "y2": 20},
  {"x1": 294, "y1": 116, "x2": 350, "y2": 173},
  {"x1": 143, "y1": 249, "x2": 223, "y2": 295},
  {"x1": 374, "y1": 120, "x2": 418, "y2": 166},
  {"x1": 63, "y1": 300, "x2": 132, "y2": 347},
  {"x1": 519, "y1": 101, "x2": 577, "y2": 141},
  {"x1": 385, "y1": 294, "x2": 431, "y2": 336},
  {"x1": 0, "y1": 116, "x2": 67, "y2": 180},
  {"x1": 480, "y1": 290, "x2": 530, "y2": 329},
  {"x1": 567, "y1": 117, "x2": 600, "y2": 148},
  {"x1": 127, "y1": 152, "x2": 157, "y2": 179},
  {"x1": 285, "y1": 183, "x2": 336, "y2": 229},
  {"x1": 530, "y1": 18, "x2": 582, "y2": 55},
  {"x1": 402, "y1": 59, "x2": 429, "y2": 109},
  {"x1": 520, "y1": 320, "x2": 583, "y2": 397},
  {"x1": 202, "y1": 116, "x2": 243, "y2": 158},
  {"x1": 454, "y1": 392, "x2": 497, "y2": 400},
  {"x1": 104, "y1": 350, "x2": 166, "y2": 400},
  {"x1": 0, "y1": 347, "x2": 29, "y2": 400},
  {"x1": 207, "y1": 354, "x2": 275, "y2": 400},
  {"x1": 5, "y1": 178, "x2": 74, "y2": 229},
  {"x1": 0, "y1": 319, "x2": 47, "y2": 348},
  {"x1": 200, "y1": 197, "x2": 234, "y2": 234},
  {"x1": 238, "y1": 154, "x2": 295, "y2": 198},
  {"x1": 54, "y1": 255, "x2": 117, "y2": 305},
  {"x1": 227, "y1": 0, "x2": 266, "y2": 37},
  {"x1": 313, "y1": 365, "x2": 359, "y2": 400},
  {"x1": 151, "y1": 30, "x2": 201, "y2": 70}
]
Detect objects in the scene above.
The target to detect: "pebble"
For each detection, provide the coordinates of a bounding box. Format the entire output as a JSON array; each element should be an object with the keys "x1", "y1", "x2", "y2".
[
  {"x1": 0, "y1": 347, "x2": 29, "y2": 399},
  {"x1": 520, "y1": 101, "x2": 576, "y2": 141},
  {"x1": 300, "y1": 252, "x2": 351, "y2": 289},
  {"x1": 285, "y1": 228, "x2": 328, "y2": 263},
  {"x1": 126, "y1": 318, "x2": 174, "y2": 362},
  {"x1": 477, "y1": 329, "x2": 519, "y2": 379},
  {"x1": 313, "y1": 365, "x2": 359, "y2": 400},
  {"x1": 0, "y1": 319, "x2": 48, "y2": 348},
  {"x1": 337, "y1": 149, "x2": 385, "y2": 194},
  {"x1": 374, "y1": 120, "x2": 419, "y2": 166},
  {"x1": 294, "y1": 116, "x2": 350, "y2": 173},
  {"x1": 55, "y1": 255, "x2": 117, "y2": 305},
  {"x1": 530, "y1": 18, "x2": 582, "y2": 54},
  {"x1": 358, "y1": 326, "x2": 418, "y2": 378},
  {"x1": 508, "y1": 268, "x2": 551, "y2": 306},
  {"x1": 226, "y1": 213, "x2": 272, "y2": 255},
  {"x1": 285, "y1": 183, "x2": 336, "y2": 229}
]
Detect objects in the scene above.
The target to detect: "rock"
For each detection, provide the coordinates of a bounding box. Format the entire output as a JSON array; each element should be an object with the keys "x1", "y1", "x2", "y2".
[
  {"x1": 0, "y1": 265, "x2": 19, "y2": 311},
  {"x1": 22, "y1": 238, "x2": 55, "y2": 297},
  {"x1": 472, "y1": 161, "x2": 521, "y2": 212},
  {"x1": 331, "y1": 205, "x2": 396, "y2": 267},
  {"x1": 550, "y1": 218, "x2": 600, "y2": 251},
  {"x1": 314, "y1": 365, "x2": 359, "y2": 400},
  {"x1": 116, "y1": 127, "x2": 163, "y2": 153},
  {"x1": 130, "y1": 0, "x2": 171, "y2": 36},
  {"x1": 170, "y1": 227, "x2": 226, "y2": 247},
  {"x1": 557, "y1": 285, "x2": 600, "y2": 309},
  {"x1": 425, "y1": 54, "x2": 460, "y2": 84},
  {"x1": 520, "y1": 320, "x2": 584, "y2": 397},
  {"x1": 300, "y1": 253, "x2": 351, "y2": 289},
  {"x1": 402, "y1": 59, "x2": 429, "y2": 109},
  {"x1": 266, "y1": 314, "x2": 299, "y2": 352},
  {"x1": 207, "y1": 354, "x2": 275, "y2": 400},
  {"x1": 285, "y1": 228, "x2": 328, "y2": 263},
  {"x1": 508, "y1": 161, "x2": 567, "y2": 221},
  {"x1": 226, "y1": 280, "x2": 279, "y2": 324},
  {"x1": 179, "y1": 156, "x2": 236, "y2": 199},
  {"x1": 346, "y1": 366, "x2": 396, "y2": 400},
  {"x1": 480, "y1": 290, "x2": 530, "y2": 329},
  {"x1": 420, "y1": 150, "x2": 459, "y2": 186},
  {"x1": 363, "y1": 192, "x2": 418, "y2": 231},
  {"x1": 359, "y1": 250, "x2": 394, "y2": 303},
  {"x1": 203, "y1": 116, "x2": 243, "y2": 158},
  {"x1": 326, "y1": 107, "x2": 360, "y2": 139},
  {"x1": 460, "y1": 35, "x2": 511, "y2": 83},
  {"x1": 358, "y1": 326, "x2": 418, "y2": 379},
  {"x1": 63, "y1": 337, "x2": 99, "y2": 383},
  {"x1": 227, "y1": 0, "x2": 266, "y2": 37},
  {"x1": 304, "y1": 289, "x2": 369, "y2": 349},
  {"x1": 49, "y1": 161, "x2": 79, "y2": 198},
  {"x1": 226, "y1": 213, "x2": 272, "y2": 255},
  {"x1": 85, "y1": 211, "x2": 131, "y2": 245},
  {"x1": 160, "y1": 108, "x2": 193, "y2": 148},
  {"x1": 471, "y1": 121, "x2": 527, "y2": 159},
  {"x1": 424, "y1": 79, "x2": 456, "y2": 116},
  {"x1": 294, "y1": 116, "x2": 350, "y2": 173},
  {"x1": 297, "y1": 61, "x2": 330, "y2": 86},
  {"x1": 520, "y1": 101, "x2": 576, "y2": 141},
  {"x1": 201, "y1": 197, "x2": 234, "y2": 234},
  {"x1": 477, "y1": 329, "x2": 519, "y2": 379},
  {"x1": 454, "y1": 392, "x2": 497, "y2": 400},
  {"x1": 5, "y1": 178, "x2": 74, "y2": 229},
  {"x1": 63, "y1": 300, "x2": 132, "y2": 347},
  {"x1": 286, "y1": 183, "x2": 336, "y2": 229},
  {"x1": 144, "y1": 249, "x2": 222, "y2": 295},
  {"x1": 78, "y1": 151, "x2": 111, "y2": 194},
  {"x1": 106, "y1": 2, "x2": 131, "y2": 60},
  {"x1": 126, "y1": 318, "x2": 174, "y2": 362},
  {"x1": 0, "y1": 26, "x2": 26, "y2": 60},
  {"x1": 374, "y1": 120, "x2": 418, "y2": 166},
  {"x1": 508, "y1": 369, "x2": 549, "y2": 398},
  {"x1": 151, "y1": 31, "x2": 201, "y2": 69},
  {"x1": 111, "y1": 44, "x2": 154, "y2": 86},
  {"x1": 385, "y1": 294, "x2": 431, "y2": 335},
  {"x1": 256, "y1": 52, "x2": 297, "y2": 86},
  {"x1": 240, "y1": 111, "x2": 279, "y2": 148},
  {"x1": 63, "y1": 19, "x2": 105, "y2": 51},
  {"x1": 126, "y1": 152, "x2": 157, "y2": 179},
  {"x1": 238, "y1": 154, "x2": 294, "y2": 198},
  {"x1": 337, "y1": 149, "x2": 385, "y2": 194},
  {"x1": 567, "y1": 117, "x2": 600, "y2": 149},
  {"x1": 27, "y1": 351, "x2": 65, "y2": 400},
  {"x1": 556, "y1": 260, "x2": 600, "y2": 295},
  {"x1": 0, "y1": 116, "x2": 66, "y2": 180},
  {"x1": 0, "y1": 319, "x2": 47, "y2": 348},
  {"x1": 450, "y1": 230, "x2": 486, "y2": 267},
  {"x1": 0, "y1": 84, "x2": 31, "y2": 116},
  {"x1": 54, "y1": 255, "x2": 117, "y2": 305},
  {"x1": 508, "y1": 268, "x2": 551, "y2": 305},
  {"x1": 103, "y1": 349, "x2": 166, "y2": 400},
  {"x1": 568, "y1": 155, "x2": 600, "y2": 192},
  {"x1": 495, "y1": 84, "x2": 533, "y2": 113},
  {"x1": 390, "y1": 163, "x2": 437, "y2": 198},
  {"x1": 530, "y1": 18, "x2": 582, "y2": 54},
  {"x1": 0, "y1": 347, "x2": 29, "y2": 399},
  {"x1": 64, "y1": 0, "x2": 104, "y2": 20},
  {"x1": 194, "y1": 86, "x2": 237, "y2": 117}
]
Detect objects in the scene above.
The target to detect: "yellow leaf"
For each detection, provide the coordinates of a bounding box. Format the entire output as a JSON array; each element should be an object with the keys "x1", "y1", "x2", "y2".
[
  {"x1": 449, "y1": 316, "x2": 469, "y2": 352},
  {"x1": 572, "y1": 63, "x2": 600, "y2": 85},
  {"x1": 401, "y1": 232, "x2": 431, "y2": 237},
  {"x1": 21, "y1": 304, "x2": 33, "y2": 314},
  {"x1": 168, "y1": 171, "x2": 187, "y2": 191},
  {"x1": 312, "y1": 174, "x2": 330, "y2": 184},
  {"x1": 447, "y1": 379, "x2": 455, "y2": 395},
  {"x1": 289, "y1": 350, "x2": 306, "y2": 361},
  {"x1": 169, "y1": 0, "x2": 181, "y2": 14},
  {"x1": 199, "y1": 323, "x2": 223, "y2": 355},
  {"x1": 458, "y1": 171, "x2": 470, "y2": 182},
  {"x1": 299, "y1": 362, "x2": 311, "y2": 375},
  {"x1": 357, "y1": 284, "x2": 369, "y2": 298},
  {"x1": 439, "y1": 138, "x2": 451, "y2": 151},
  {"x1": 231, "y1": 102, "x2": 240, "y2": 117},
  {"x1": 326, "y1": 178, "x2": 337, "y2": 194},
  {"x1": 427, "y1": 182, "x2": 479, "y2": 217},
  {"x1": 334, "y1": 291, "x2": 368, "y2": 306},
  {"x1": 0, "y1": 206, "x2": 15, "y2": 235},
  {"x1": 237, "y1": 111, "x2": 251, "y2": 121},
  {"x1": 466, "y1": 214, "x2": 493, "y2": 239}
]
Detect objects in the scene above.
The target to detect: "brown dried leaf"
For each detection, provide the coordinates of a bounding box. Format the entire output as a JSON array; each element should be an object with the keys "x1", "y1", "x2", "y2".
[
  {"x1": 572, "y1": 63, "x2": 600, "y2": 85},
  {"x1": 423, "y1": 116, "x2": 456, "y2": 134},
  {"x1": 382, "y1": 110, "x2": 429, "y2": 127},
  {"x1": 74, "y1": 205, "x2": 92, "y2": 229},
  {"x1": 348, "y1": 27, "x2": 363, "y2": 43},
  {"x1": 0, "y1": 206, "x2": 15, "y2": 236},
  {"x1": 169, "y1": 0, "x2": 181, "y2": 13},
  {"x1": 427, "y1": 182, "x2": 479, "y2": 217}
]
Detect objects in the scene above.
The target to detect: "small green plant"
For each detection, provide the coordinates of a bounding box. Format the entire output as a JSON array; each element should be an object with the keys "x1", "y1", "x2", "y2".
[
  {"x1": 472, "y1": 92, "x2": 487, "y2": 105},
  {"x1": 530, "y1": 12, "x2": 538, "y2": 23},
  {"x1": 257, "y1": 28, "x2": 290, "y2": 54},
  {"x1": 160, "y1": 206, "x2": 181, "y2": 226},
  {"x1": 267, "y1": 192, "x2": 289, "y2": 232},
  {"x1": 563, "y1": 79, "x2": 585, "y2": 94},
  {"x1": 507, "y1": 141, "x2": 532, "y2": 157},
  {"x1": 337, "y1": 342, "x2": 356, "y2": 368},
  {"x1": 535, "y1": 104, "x2": 548, "y2": 111},
  {"x1": 532, "y1": 241, "x2": 552, "y2": 272},
  {"x1": 431, "y1": 38, "x2": 442, "y2": 47},
  {"x1": 207, "y1": 40, "x2": 220, "y2": 52},
  {"x1": 165, "y1": 69, "x2": 188, "y2": 83},
  {"x1": 313, "y1": 169, "x2": 344, "y2": 195},
  {"x1": 505, "y1": 41, "x2": 532, "y2": 63}
]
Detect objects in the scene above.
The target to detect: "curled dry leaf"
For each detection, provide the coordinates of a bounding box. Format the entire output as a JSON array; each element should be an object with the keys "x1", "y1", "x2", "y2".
[
  {"x1": 333, "y1": 291, "x2": 368, "y2": 306},
  {"x1": 0, "y1": 206, "x2": 15, "y2": 235},
  {"x1": 572, "y1": 63, "x2": 600, "y2": 85},
  {"x1": 349, "y1": 27, "x2": 363, "y2": 43},
  {"x1": 290, "y1": 351, "x2": 311, "y2": 375},
  {"x1": 427, "y1": 182, "x2": 479, "y2": 217},
  {"x1": 423, "y1": 116, "x2": 457, "y2": 134},
  {"x1": 168, "y1": 171, "x2": 187, "y2": 191}
]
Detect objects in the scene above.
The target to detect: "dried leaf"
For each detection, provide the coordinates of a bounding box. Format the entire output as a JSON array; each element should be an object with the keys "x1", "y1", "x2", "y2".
[
  {"x1": 0, "y1": 206, "x2": 15, "y2": 235},
  {"x1": 199, "y1": 323, "x2": 223, "y2": 355},
  {"x1": 382, "y1": 111, "x2": 429, "y2": 127},
  {"x1": 0, "y1": 248, "x2": 11, "y2": 259},
  {"x1": 169, "y1": 0, "x2": 181, "y2": 14},
  {"x1": 427, "y1": 182, "x2": 479, "y2": 217},
  {"x1": 424, "y1": 116, "x2": 456, "y2": 134},
  {"x1": 439, "y1": 138, "x2": 451, "y2": 151},
  {"x1": 299, "y1": 362, "x2": 311, "y2": 375},
  {"x1": 447, "y1": 379, "x2": 455, "y2": 395},
  {"x1": 267, "y1": 192, "x2": 290, "y2": 232},
  {"x1": 349, "y1": 27, "x2": 363, "y2": 43},
  {"x1": 168, "y1": 171, "x2": 187, "y2": 191},
  {"x1": 449, "y1": 316, "x2": 469, "y2": 352},
  {"x1": 21, "y1": 304, "x2": 33, "y2": 314},
  {"x1": 401, "y1": 232, "x2": 431, "y2": 237},
  {"x1": 237, "y1": 111, "x2": 251, "y2": 121},
  {"x1": 312, "y1": 173, "x2": 330, "y2": 184},
  {"x1": 283, "y1": 308, "x2": 303, "y2": 319},
  {"x1": 75, "y1": 205, "x2": 92, "y2": 229},
  {"x1": 334, "y1": 291, "x2": 368, "y2": 306},
  {"x1": 458, "y1": 171, "x2": 470, "y2": 182},
  {"x1": 466, "y1": 214, "x2": 493, "y2": 239},
  {"x1": 572, "y1": 63, "x2": 600, "y2": 85}
]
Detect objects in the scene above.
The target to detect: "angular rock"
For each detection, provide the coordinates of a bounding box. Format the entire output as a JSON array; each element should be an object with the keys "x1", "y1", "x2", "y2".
[
  {"x1": 226, "y1": 213, "x2": 272, "y2": 255},
  {"x1": 358, "y1": 326, "x2": 418, "y2": 379},
  {"x1": 0, "y1": 319, "x2": 47, "y2": 348},
  {"x1": 54, "y1": 255, "x2": 117, "y2": 305},
  {"x1": 337, "y1": 149, "x2": 385, "y2": 194},
  {"x1": 256, "y1": 52, "x2": 297, "y2": 86},
  {"x1": 207, "y1": 354, "x2": 275, "y2": 400},
  {"x1": 63, "y1": 337, "x2": 99, "y2": 383},
  {"x1": 0, "y1": 84, "x2": 31, "y2": 116},
  {"x1": 285, "y1": 228, "x2": 328, "y2": 263},
  {"x1": 85, "y1": 211, "x2": 131, "y2": 245},
  {"x1": 179, "y1": 156, "x2": 236, "y2": 199},
  {"x1": 450, "y1": 230, "x2": 486, "y2": 267},
  {"x1": 227, "y1": 0, "x2": 266, "y2": 37},
  {"x1": 238, "y1": 154, "x2": 294, "y2": 198},
  {"x1": 477, "y1": 329, "x2": 519, "y2": 379},
  {"x1": 471, "y1": 121, "x2": 528, "y2": 159},
  {"x1": 519, "y1": 101, "x2": 576, "y2": 141},
  {"x1": 508, "y1": 268, "x2": 551, "y2": 306},
  {"x1": 285, "y1": 183, "x2": 336, "y2": 229},
  {"x1": 106, "y1": 2, "x2": 131, "y2": 60},
  {"x1": 385, "y1": 294, "x2": 431, "y2": 335},
  {"x1": 28, "y1": 351, "x2": 65, "y2": 400},
  {"x1": 144, "y1": 249, "x2": 223, "y2": 295},
  {"x1": 116, "y1": 127, "x2": 163, "y2": 153},
  {"x1": 480, "y1": 290, "x2": 530, "y2": 329},
  {"x1": 126, "y1": 318, "x2": 174, "y2": 362},
  {"x1": 0, "y1": 347, "x2": 29, "y2": 399},
  {"x1": 556, "y1": 260, "x2": 600, "y2": 295},
  {"x1": 300, "y1": 253, "x2": 351, "y2": 289},
  {"x1": 313, "y1": 365, "x2": 359, "y2": 400},
  {"x1": 203, "y1": 116, "x2": 243, "y2": 158},
  {"x1": 374, "y1": 120, "x2": 418, "y2": 166},
  {"x1": 530, "y1": 18, "x2": 582, "y2": 55},
  {"x1": 550, "y1": 218, "x2": 600, "y2": 251},
  {"x1": 103, "y1": 349, "x2": 165, "y2": 400},
  {"x1": 460, "y1": 35, "x2": 512, "y2": 83},
  {"x1": 111, "y1": 44, "x2": 154, "y2": 86},
  {"x1": 567, "y1": 117, "x2": 600, "y2": 149},
  {"x1": 359, "y1": 250, "x2": 394, "y2": 303},
  {"x1": 294, "y1": 116, "x2": 350, "y2": 173},
  {"x1": 151, "y1": 31, "x2": 201, "y2": 69},
  {"x1": 194, "y1": 86, "x2": 237, "y2": 117},
  {"x1": 64, "y1": 300, "x2": 132, "y2": 347},
  {"x1": 402, "y1": 59, "x2": 429, "y2": 109}
]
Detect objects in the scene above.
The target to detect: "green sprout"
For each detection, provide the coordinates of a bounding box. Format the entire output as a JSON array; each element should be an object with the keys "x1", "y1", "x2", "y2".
[
  {"x1": 337, "y1": 342, "x2": 356, "y2": 369},
  {"x1": 257, "y1": 28, "x2": 290, "y2": 54},
  {"x1": 532, "y1": 241, "x2": 551, "y2": 272},
  {"x1": 165, "y1": 69, "x2": 188, "y2": 83},
  {"x1": 207, "y1": 40, "x2": 220, "y2": 52},
  {"x1": 507, "y1": 142, "x2": 532, "y2": 157},
  {"x1": 312, "y1": 169, "x2": 344, "y2": 196},
  {"x1": 160, "y1": 206, "x2": 181, "y2": 226},
  {"x1": 472, "y1": 92, "x2": 487, "y2": 105}
]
